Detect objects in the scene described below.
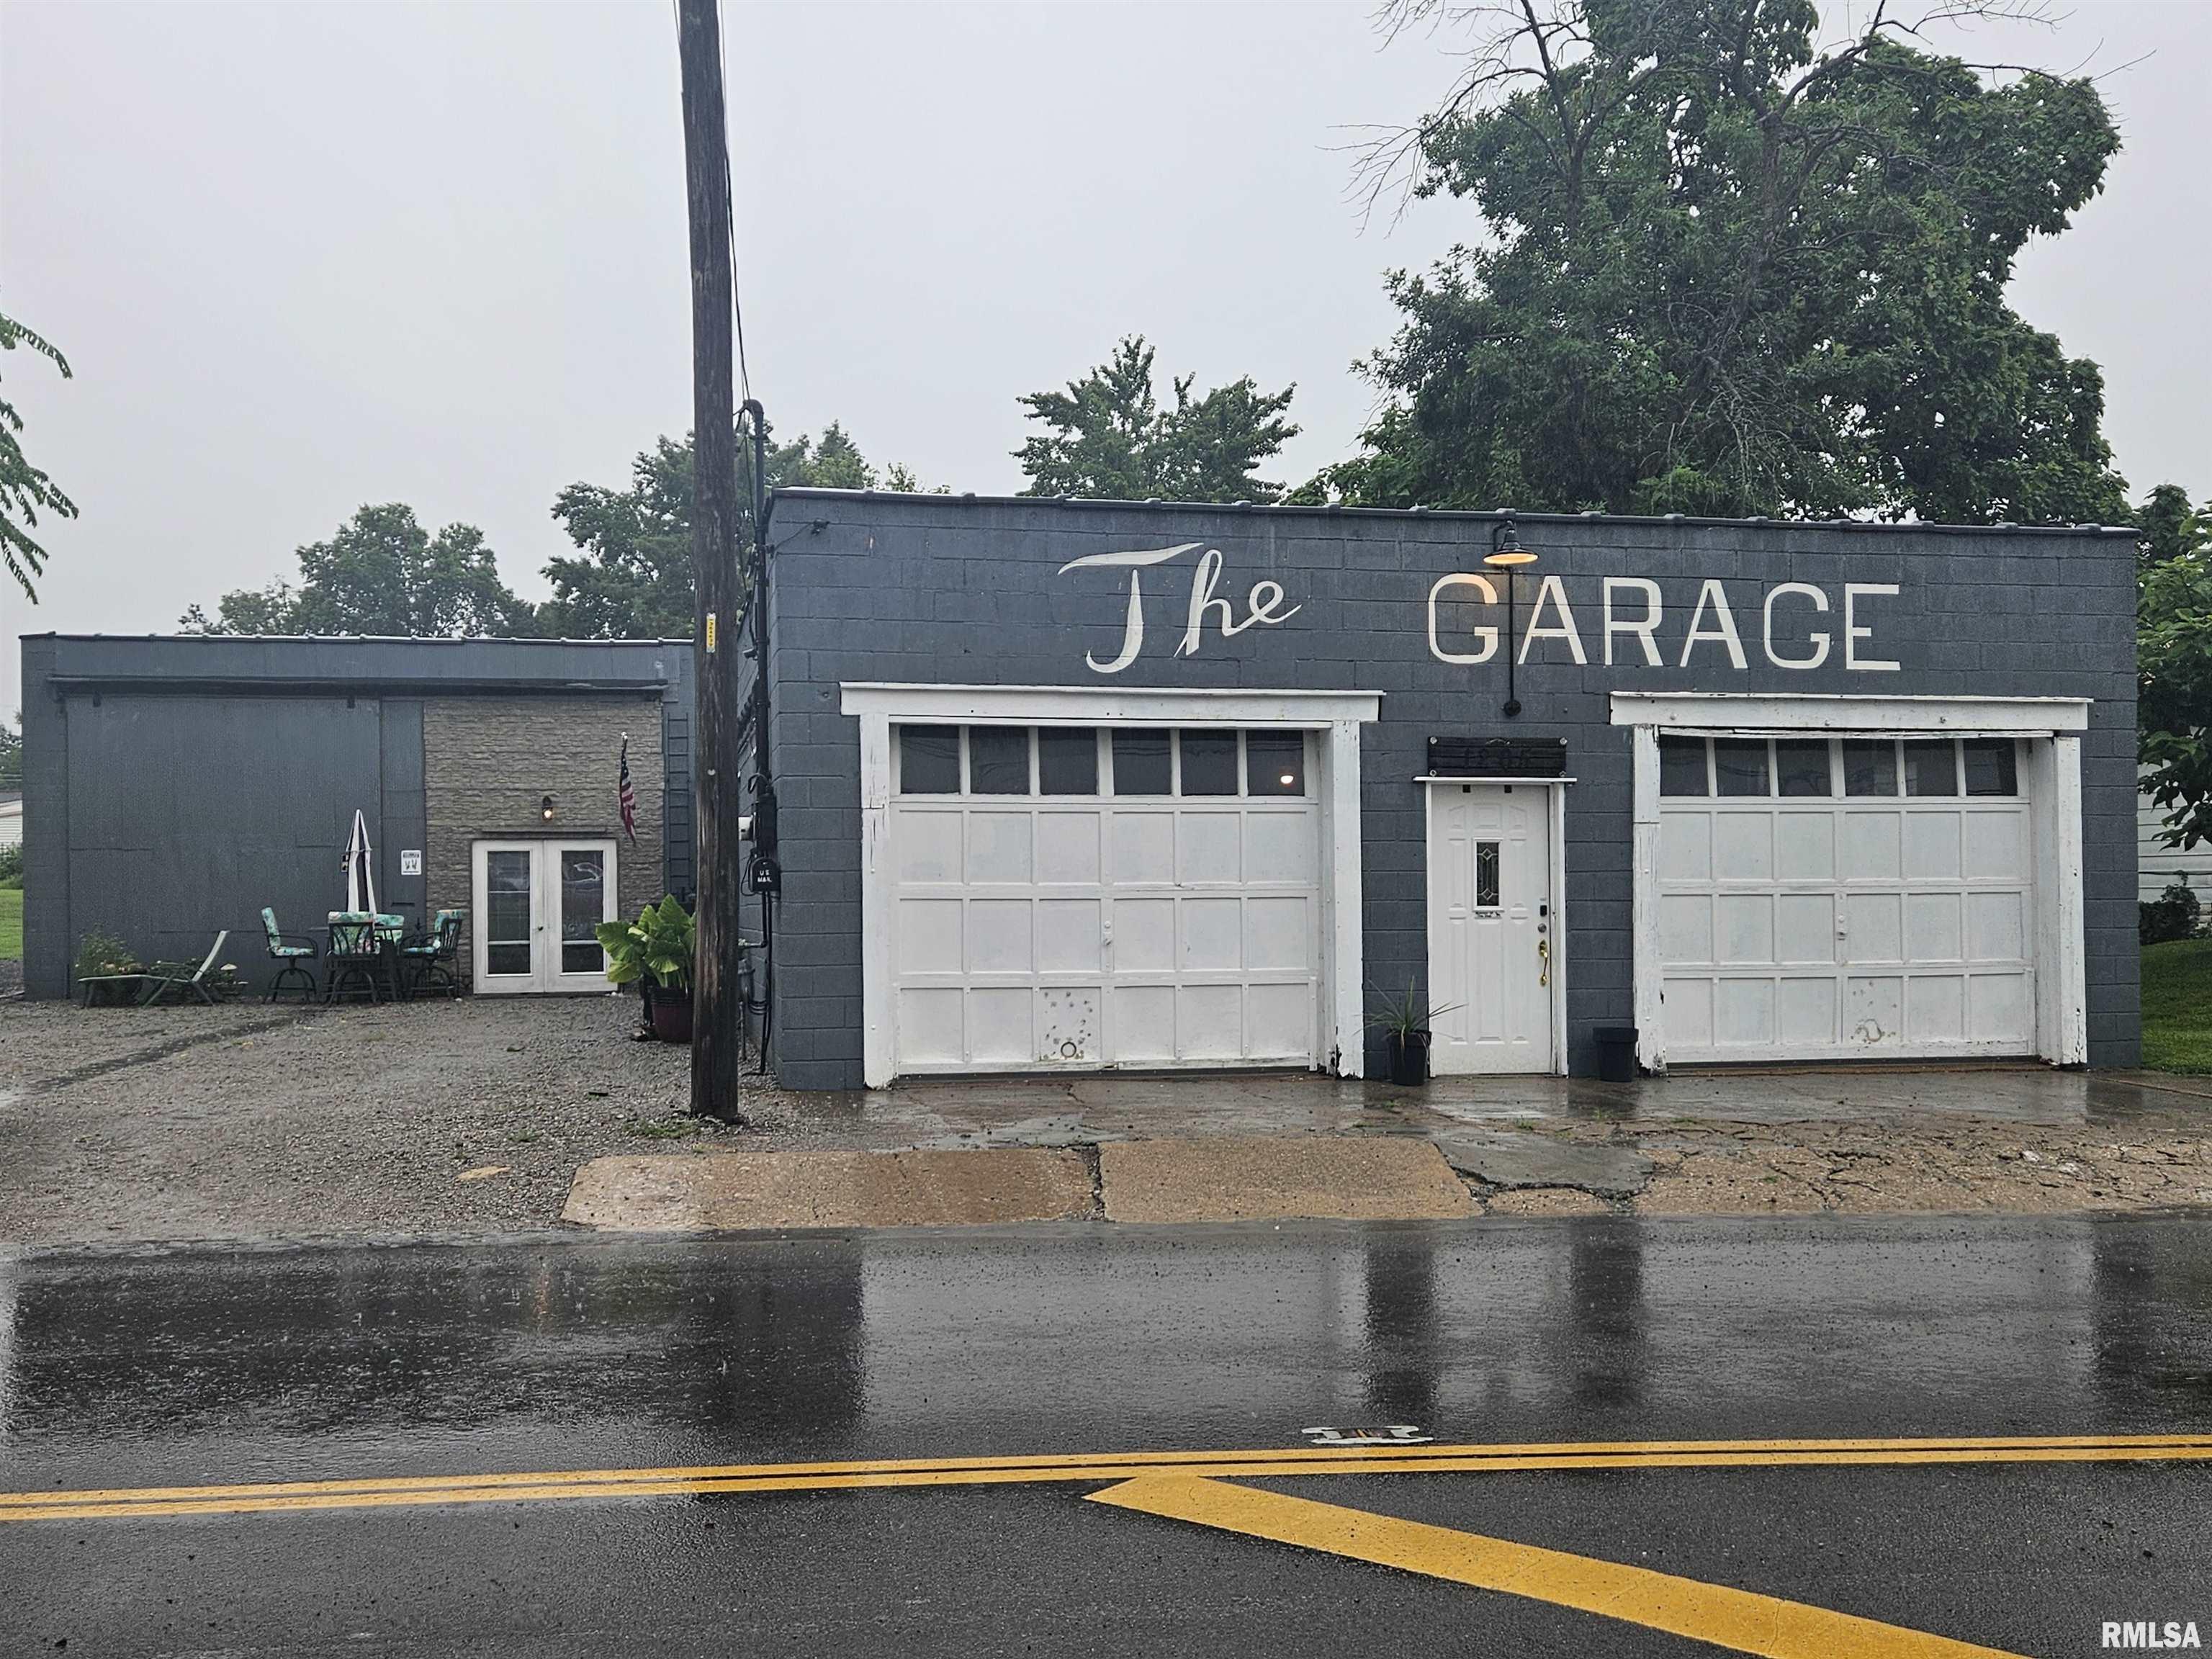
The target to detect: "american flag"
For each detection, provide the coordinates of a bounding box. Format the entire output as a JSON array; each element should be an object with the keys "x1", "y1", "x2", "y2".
[{"x1": 617, "y1": 735, "x2": 639, "y2": 842}]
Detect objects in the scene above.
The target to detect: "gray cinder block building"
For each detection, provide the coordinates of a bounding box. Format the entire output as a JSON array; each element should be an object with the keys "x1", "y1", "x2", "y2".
[
  {"x1": 17, "y1": 493, "x2": 2140, "y2": 1090},
  {"x1": 752, "y1": 492, "x2": 2139, "y2": 1088},
  {"x1": 17, "y1": 635, "x2": 692, "y2": 999}
]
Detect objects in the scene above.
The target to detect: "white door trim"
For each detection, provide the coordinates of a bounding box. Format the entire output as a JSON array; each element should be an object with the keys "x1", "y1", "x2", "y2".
[
  {"x1": 843, "y1": 683, "x2": 1383, "y2": 726},
  {"x1": 1611, "y1": 691, "x2": 2089, "y2": 734},
  {"x1": 1615, "y1": 692, "x2": 2089, "y2": 1071},
  {"x1": 841, "y1": 683, "x2": 1382, "y2": 1087},
  {"x1": 1421, "y1": 780, "x2": 1569, "y2": 1077}
]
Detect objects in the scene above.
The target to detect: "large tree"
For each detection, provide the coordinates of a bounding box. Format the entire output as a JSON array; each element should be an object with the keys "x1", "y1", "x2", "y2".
[
  {"x1": 182, "y1": 503, "x2": 537, "y2": 637},
  {"x1": 2137, "y1": 483, "x2": 2207, "y2": 569},
  {"x1": 1321, "y1": 0, "x2": 2129, "y2": 523},
  {"x1": 1, "y1": 309, "x2": 76, "y2": 601},
  {"x1": 539, "y1": 421, "x2": 886, "y2": 639},
  {"x1": 0, "y1": 711, "x2": 20, "y2": 790},
  {"x1": 1016, "y1": 337, "x2": 1299, "y2": 503},
  {"x1": 2139, "y1": 485, "x2": 2212, "y2": 851}
]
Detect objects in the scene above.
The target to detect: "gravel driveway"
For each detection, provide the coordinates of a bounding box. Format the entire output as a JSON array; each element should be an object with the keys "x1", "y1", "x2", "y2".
[{"x1": 0, "y1": 994, "x2": 808, "y2": 1246}]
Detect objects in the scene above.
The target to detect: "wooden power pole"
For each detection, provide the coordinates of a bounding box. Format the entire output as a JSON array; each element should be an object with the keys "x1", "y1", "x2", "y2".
[{"x1": 677, "y1": 0, "x2": 747, "y2": 1120}]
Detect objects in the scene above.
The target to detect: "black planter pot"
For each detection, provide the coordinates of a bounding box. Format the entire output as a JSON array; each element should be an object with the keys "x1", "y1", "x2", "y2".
[
  {"x1": 1385, "y1": 1030, "x2": 1430, "y2": 1086},
  {"x1": 646, "y1": 983, "x2": 694, "y2": 1044}
]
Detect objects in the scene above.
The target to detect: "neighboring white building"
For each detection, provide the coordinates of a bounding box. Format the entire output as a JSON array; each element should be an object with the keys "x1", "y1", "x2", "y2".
[
  {"x1": 2139, "y1": 766, "x2": 2199, "y2": 901},
  {"x1": 0, "y1": 792, "x2": 20, "y2": 851}
]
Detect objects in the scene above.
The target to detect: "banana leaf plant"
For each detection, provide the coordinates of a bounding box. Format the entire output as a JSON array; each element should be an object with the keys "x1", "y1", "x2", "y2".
[{"x1": 595, "y1": 894, "x2": 695, "y2": 991}]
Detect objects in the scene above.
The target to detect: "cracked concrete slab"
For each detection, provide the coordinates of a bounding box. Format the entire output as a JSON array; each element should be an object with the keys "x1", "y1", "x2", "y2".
[
  {"x1": 562, "y1": 1148, "x2": 1094, "y2": 1231},
  {"x1": 1099, "y1": 1135, "x2": 1475, "y2": 1224},
  {"x1": 1431, "y1": 1129, "x2": 1655, "y2": 1198}
]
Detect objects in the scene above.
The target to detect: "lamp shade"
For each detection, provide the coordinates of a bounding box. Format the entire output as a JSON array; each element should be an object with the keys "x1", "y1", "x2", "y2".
[{"x1": 1483, "y1": 523, "x2": 1537, "y2": 567}]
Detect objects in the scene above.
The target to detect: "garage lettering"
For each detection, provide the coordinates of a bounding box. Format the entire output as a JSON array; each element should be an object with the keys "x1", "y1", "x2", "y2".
[
  {"x1": 1056, "y1": 546, "x2": 1901, "y2": 675},
  {"x1": 1430, "y1": 575, "x2": 1902, "y2": 673},
  {"x1": 1057, "y1": 543, "x2": 1300, "y2": 675}
]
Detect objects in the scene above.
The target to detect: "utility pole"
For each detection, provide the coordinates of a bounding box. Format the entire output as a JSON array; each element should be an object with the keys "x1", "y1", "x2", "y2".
[{"x1": 677, "y1": 0, "x2": 746, "y2": 1121}]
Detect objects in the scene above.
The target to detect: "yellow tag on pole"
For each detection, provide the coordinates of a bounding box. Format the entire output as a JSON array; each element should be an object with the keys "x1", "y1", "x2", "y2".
[{"x1": 706, "y1": 611, "x2": 717, "y2": 655}]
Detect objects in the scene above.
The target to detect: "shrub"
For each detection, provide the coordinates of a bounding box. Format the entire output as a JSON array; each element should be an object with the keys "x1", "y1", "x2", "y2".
[
  {"x1": 73, "y1": 927, "x2": 140, "y2": 981},
  {"x1": 0, "y1": 842, "x2": 22, "y2": 886},
  {"x1": 2141, "y1": 877, "x2": 2203, "y2": 946}
]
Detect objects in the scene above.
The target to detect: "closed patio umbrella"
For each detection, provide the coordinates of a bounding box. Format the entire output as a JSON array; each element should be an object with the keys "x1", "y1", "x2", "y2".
[{"x1": 341, "y1": 809, "x2": 378, "y2": 916}]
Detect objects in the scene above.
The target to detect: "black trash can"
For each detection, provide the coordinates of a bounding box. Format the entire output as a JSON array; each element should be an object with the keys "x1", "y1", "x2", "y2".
[{"x1": 1593, "y1": 1026, "x2": 1639, "y2": 1084}]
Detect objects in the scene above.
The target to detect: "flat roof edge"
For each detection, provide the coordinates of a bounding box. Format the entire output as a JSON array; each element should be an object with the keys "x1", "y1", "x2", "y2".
[
  {"x1": 19, "y1": 634, "x2": 692, "y2": 646},
  {"x1": 770, "y1": 487, "x2": 2138, "y2": 538}
]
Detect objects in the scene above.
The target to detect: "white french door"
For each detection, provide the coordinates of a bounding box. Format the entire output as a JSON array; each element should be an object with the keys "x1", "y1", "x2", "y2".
[{"x1": 471, "y1": 840, "x2": 618, "y2": 994}]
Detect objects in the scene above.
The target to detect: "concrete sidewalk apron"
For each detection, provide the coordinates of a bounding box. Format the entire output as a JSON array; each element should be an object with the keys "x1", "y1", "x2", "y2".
[
  {"x1": 560, "y1": 1148, "x2": 1094, "y2": 1231},
  {"x1": 561, "y1": 1136, "x2": 1475, "y2": 1231}
]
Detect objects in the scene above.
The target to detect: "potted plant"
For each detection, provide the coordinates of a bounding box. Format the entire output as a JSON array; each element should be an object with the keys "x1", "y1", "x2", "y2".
[
  {"x1": 1368, "y1": 979, "x2": 1462, "y2": 1086},
  {"x1": 597, "y1": 896, "x2": 696, "y2": 1043}
]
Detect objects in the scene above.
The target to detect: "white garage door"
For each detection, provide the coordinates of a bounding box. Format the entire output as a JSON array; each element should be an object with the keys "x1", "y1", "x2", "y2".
[
  {"x1": 1656, "y1": 734, "x2": 2036, "y2": 1061},
  {"x1": 887, "y1": 722, "x2": 1321, "y2": 1074}
]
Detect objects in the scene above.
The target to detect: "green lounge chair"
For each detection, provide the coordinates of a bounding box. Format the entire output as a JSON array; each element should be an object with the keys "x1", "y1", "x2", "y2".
[{"x1": 138, "y1": 931, "x2": 230, "y2": 1006}]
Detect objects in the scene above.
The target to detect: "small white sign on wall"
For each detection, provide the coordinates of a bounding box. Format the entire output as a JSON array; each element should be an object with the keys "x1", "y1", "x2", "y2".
[{"x1": 400, "y1": 850, "x2": 424, "y2": 877}]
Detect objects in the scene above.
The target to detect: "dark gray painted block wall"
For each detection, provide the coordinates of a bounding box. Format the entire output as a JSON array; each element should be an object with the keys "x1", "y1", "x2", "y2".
[
  {"x1": 761, "y1": 492, "x2": 2141, "y2": 1089},
  {"x1": 19, "y1": 635, "x2": 694, "y2": 998}
]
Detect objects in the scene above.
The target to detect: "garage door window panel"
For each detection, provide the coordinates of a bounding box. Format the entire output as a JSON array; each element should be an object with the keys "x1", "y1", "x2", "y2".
[
  {"x1": 898, "y1": 726, "x2": 961, "y2": 794},
  {"x1": 1038, "y1": 729, "x2": 1100, "y2": 796},
  {"x1": 1775, "y1": 740, "x2": 1833, "y2": 797},
  {"x1": 1963, "y1": 739, "x2": 2019, "y2": 797},
  {"x1": 970, "y1": 727, "x2": 1033, "y2": 795},
  {"x1": 1843, "y1": 741, "x2": 1898, "y2": 798},
  {"x1": 1177, "y1": 731, "x2": 1240, "y2": 796},
  {"x1": 1110, "y1": 729, "x2": 1172, "y2": 796},
  {"x1": 1903, "y1": 740, "x2": 1959, "y2": 798},
  {"x1": 1714, "y1": 739, "x2": 1771, "y2": 798},
  {"x1": 1659, "y1": 736, "x2": 1710, "y2": 797},
  {"x1": 1246, "y1": 731, "x2": 1307, "y2": 797}
]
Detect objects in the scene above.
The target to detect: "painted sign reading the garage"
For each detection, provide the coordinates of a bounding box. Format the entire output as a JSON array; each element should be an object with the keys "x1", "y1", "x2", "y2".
[{"x1": 1057, "y1": 543, "x2": 1900, "y2": 675}]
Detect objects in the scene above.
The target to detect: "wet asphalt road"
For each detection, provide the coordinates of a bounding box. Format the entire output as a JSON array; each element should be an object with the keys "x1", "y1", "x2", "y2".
[{"x1": 3, "y1": 1213, "x2": 2210, "y2": 1657}]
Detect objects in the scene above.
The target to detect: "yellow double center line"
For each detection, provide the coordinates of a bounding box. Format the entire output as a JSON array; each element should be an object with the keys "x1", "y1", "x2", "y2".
[{"x1": 4, "y1": 1432, "x2": 2209, "y2": 1524}]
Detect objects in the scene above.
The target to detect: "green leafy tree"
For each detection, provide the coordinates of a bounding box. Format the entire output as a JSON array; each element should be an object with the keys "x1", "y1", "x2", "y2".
[
  {"x1": 182, "y1": 504, "x2": 537, "y2": 636},
  {"x1": 1, "y1": 310, "x2": 76, "y2": 601},
  {"x1": 1321, "y1": 0, "x2": 2129, "y2": 524},
  {"x1": 1016, "y1": 337, "x2": 1298, "y2": 503},
  {"x1": 2137, "y1": 483, "x2": 2208, "y2": 568},
  {"x1": 2141, "y1": 502, "x2": 2212, "y2": 851},
  {"x1": 0, "y1": 711, "x2": 21, "y2": 790},
  {"x1": 539, "y1": 421, "x2": 894, "y2": 639}
]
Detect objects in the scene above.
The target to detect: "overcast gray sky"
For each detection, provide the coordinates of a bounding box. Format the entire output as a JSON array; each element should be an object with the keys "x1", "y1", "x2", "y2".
[{"x1": 4, "y1": 0, "x2": 2208, "y2": 703}]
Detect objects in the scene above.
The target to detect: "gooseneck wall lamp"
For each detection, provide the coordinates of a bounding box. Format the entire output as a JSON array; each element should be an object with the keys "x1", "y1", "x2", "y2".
[{"x1": 1483, "y1": 518, "x2": 1538, "y2": 717}]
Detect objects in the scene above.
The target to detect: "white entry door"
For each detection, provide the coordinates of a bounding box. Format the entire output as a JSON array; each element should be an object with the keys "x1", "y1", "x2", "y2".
[
  {"x1": 1426, "y1": 783, "x2": 1555, "y2": 1074},
  {"x1": 472, "y1": 840, "x2": 618, "y2": 994}
]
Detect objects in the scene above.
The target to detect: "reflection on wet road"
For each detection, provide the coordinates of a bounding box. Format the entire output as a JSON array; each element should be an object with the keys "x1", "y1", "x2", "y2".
[
  {"x1": 6, "y1": 1214, "x2": 2211, "y2": 1486},
  {"x1": 3, "y1": 1213, "x2": 2209, "y2": 1655}
]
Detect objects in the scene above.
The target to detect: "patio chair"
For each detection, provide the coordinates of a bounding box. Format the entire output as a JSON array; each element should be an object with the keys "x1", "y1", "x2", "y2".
[
  {"x1": 138, "y1": 931, "x2": 230, "y2": 1007},
  {"x1": 399, "y1": 908, "x2": 467, "y2": 1000},
  {"x1": 260, "y1": 907, "x2": 320, "y2": 1002},
  {"x1": 324, "y1": 912, "x2": 391, "y2": 1004}
]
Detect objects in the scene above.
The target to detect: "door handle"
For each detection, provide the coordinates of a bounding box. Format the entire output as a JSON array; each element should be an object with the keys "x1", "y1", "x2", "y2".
[{"x1": 1537, "y1": 937, "x2": 1550, "y2": 988}]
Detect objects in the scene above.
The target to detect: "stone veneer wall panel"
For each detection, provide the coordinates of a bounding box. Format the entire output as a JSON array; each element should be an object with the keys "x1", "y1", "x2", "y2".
[{"x1": 423, "y1": 695, "x2": 665, "y2": 986}]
